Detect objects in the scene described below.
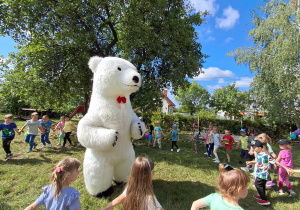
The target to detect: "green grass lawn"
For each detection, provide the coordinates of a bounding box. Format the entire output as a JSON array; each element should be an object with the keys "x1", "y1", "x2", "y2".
[{"x1": 0, "y1": 115, "x2": 300, "y2": 210}]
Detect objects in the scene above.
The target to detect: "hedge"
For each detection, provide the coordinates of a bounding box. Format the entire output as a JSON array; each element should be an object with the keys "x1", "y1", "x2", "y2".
[{"x1": 139, "y1": 112, "x2": 290, "y2": 141}]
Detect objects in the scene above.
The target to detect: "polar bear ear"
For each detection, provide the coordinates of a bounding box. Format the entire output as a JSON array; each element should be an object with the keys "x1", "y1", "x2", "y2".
[{"x1": 88, "y1": 56, "x2": 104, "y2": 73}]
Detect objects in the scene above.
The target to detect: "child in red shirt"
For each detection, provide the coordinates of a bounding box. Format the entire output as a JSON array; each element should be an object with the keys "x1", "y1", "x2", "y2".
[{"x1": 223, "y1": 129, "x2": 235, "y2": 164}]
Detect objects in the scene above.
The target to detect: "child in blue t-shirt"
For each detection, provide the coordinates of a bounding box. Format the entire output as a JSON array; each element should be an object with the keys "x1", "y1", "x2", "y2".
[
  {"x1": 25, "y1": 157, "x2": 81, "y2": 210},
  {"x1": 40, "y1": 115, "x2": 54, "y2": 149},
  {"x1": 153, "y1": 121, "x2": 165, "y2": 150},
  {"x1": 164, "y1": 124, "x2": 180, "y2": 152},
  {"x1": 0, "y1": 114, "x2": 21, "y2": 160}
]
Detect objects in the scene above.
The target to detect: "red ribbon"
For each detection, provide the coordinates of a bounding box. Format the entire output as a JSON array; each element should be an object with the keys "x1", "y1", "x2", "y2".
[
  {"x1": 55, "y1": 166, "x2": 63, "y2": 172},
  {"x1": 117, "y1": 96, "x2": 126, "y2": 104}
]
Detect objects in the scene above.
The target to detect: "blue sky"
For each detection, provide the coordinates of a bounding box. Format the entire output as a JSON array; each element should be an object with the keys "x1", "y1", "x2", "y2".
[{"x1": 0, "y1": 0, "x2": 265, "y2": 107}]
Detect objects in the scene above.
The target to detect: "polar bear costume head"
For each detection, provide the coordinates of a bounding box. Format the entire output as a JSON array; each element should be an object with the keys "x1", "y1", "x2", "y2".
[{"x1": 88, "y1": 56, "x2": 141, "y2": 97}]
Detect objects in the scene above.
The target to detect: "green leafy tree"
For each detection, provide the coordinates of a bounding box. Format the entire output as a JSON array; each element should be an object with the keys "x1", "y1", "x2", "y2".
[
  {"x1": 175, "y1": 82, "x2": 210, "y2": 115},
  {"x1": 211, "y1": 84, "x2": 249, "y2": 119},
  {"x1": 228, "y1": 0, "x2": 300, "y2": 126},
  {"x1": 0, "y1": 0, "x2": 207, "y2": 113}
]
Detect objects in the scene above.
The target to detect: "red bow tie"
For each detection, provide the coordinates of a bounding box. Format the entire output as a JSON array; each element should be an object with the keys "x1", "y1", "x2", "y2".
[{"x1": 117, "y1": 96, "x2": 126, "y2": 104}]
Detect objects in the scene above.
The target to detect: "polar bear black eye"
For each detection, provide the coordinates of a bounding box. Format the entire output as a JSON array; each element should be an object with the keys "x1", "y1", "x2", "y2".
[{"x1": 117, "y1": 67, "x2": 122, "y2": 71}]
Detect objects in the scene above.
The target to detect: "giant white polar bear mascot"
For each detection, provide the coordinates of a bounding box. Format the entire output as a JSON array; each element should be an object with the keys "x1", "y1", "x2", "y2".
[{"x1": 77, "y1": 56, "x2": 146, "y2": 196}]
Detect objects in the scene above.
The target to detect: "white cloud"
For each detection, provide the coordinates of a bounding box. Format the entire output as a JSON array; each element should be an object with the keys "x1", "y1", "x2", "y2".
[
  {"x1": 233, "y1": 77, "x2": 253, "y2": 87},
  {"x1": 189, "y1": 0, "x2": 219, "y2": 17},
  {"x1": 215, "y1": 6, "x2": 240, "y2": 30},
  {"x1": 207, "y1": 85, "x2": 223, "y2": 91},
  {"x1": 193, "y1": 67, "x2": 235, "y2": 81},
  {"x1": 225, "y1": 37, "x2": 233, "y2": 43},
  {"x1": 218, "y1": 78, "x2": 225, "y2": 84}
]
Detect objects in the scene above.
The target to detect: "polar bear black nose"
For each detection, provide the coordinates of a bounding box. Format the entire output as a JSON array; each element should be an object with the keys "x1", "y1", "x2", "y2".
[{"x1": 132, "y1": 76, "x2": 139, "y2": 83}]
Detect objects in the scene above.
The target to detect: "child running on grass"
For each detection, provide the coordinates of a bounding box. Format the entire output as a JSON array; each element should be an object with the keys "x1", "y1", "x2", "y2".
[
  {"x1": 25, "y1": 157, "x2": 81, "y2": 210},
  {"x1": 62, "y1": 116, "x2": 77, "y2": 149},
  {"x1": 256, "y1": 133, "x2": 277, "y2": 187},
  {"x1": 99, "y1": 157, "x2": 163, "y2": 210},
  {"x1": 246, "y1": 140, "x2": 291, "y2": 206},
  {"x1": 212, "y1": 126, "x2": 222, "y2": 163},
  {"x1": 222, "y1": 129, "x2": 235, "y2": 164},
  {"x1": 153, "y1": 121, "x2": 165, "y2": 150},
  {"x1": 204, "y1": 125, "x2": 213, "y2": 156},
  {"x1": 54, "y1": 116, "x2": 65, "y2": 146},
  {"x1": 39, "y1": 115, "x2": 54, "y2": 149},
  {"x1": 237, "y1": 129, "x2": 249, "y2": 165},
  {"x1": 191, "y1": 163, "x2": 249, "y2": 210},
  {"x1": 20, "y1": 112, "x2": 44, "y2": 153},
  {"x1": 146, "y1": 121, "x2": 154, "y2": 147},
  {"x1": 164, "y1": 124, "x2": 180, "y2": 152},
  {"x1": 0, "y1": 114, "x2": 21, "y2": 159},
  {"x1": 276, "y1": 139, "x2": 296, "y2": 197}
]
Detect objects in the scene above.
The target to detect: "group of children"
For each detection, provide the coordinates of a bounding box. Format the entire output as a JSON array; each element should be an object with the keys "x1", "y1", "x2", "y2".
[
  {"x1": 146, "y1": 121, "x2": 180, "y2": 152},
  {"x1": 190, "y1": 124, "x2": 235, "y2": 165},
  {"x1": 0, "y1": 113, "x2": 77, "y2": 159},
  {"x1": 2, "y1": 114, "x2": 299, "y2": 208},
  {"x1": 24, "y1": 154, "x2": 300, "y2": 210}
]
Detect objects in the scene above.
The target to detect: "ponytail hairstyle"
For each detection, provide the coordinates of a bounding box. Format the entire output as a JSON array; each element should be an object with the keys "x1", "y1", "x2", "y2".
[
  {"x1": 51, "y1": 158, "x2": 81, "y2": 199},
  {"x1": 257, "y1": 133, "x2": 270, "y2": 153},
  {"x1": 213, "y1": 126, "x2": 220, "y2": 134},
  {"x1": 123, "y1": 157, "x2": 155, "y2": 210},
  {"x1": 218, "y1": 164, "x2": 250, "y2": 200}
]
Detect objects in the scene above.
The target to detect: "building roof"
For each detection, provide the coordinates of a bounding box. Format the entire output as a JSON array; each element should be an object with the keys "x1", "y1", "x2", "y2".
[
  {"x1": 164, "y1": 96, "x2": 176, "y2": 106},
  {"x1": 162, "y1": 90, "x2": 176, "y2": 107}
]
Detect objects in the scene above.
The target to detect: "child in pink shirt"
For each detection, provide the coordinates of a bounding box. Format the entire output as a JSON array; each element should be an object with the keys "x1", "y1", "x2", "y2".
[
  {"x1": 276, "y1": 139, "x2": 295, "y2": 197},
  {"x1": 54, "y1": 116, "x2": 65, "y2": 146},
  {"x1": 204, "y1": 125, "x2": 213, "y2": 156}
]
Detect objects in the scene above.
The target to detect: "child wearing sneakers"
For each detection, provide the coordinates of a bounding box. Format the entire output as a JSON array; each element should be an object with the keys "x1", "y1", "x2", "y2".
[
  {"x1": 237, "y1": 129, "x2": 249, "y2": 165},
  {"x1": 276, "y1": 139, "x2": 296, "y2": 197},
  {"x1": 0, "y1": 114, "x2": 21, "y2": 159},
  {"x1": 54, "y1": 116, "x2": 65, "y2": 146},
  {"x1": 204, "y1": 125, "x2": 213, "y2": 156},
  {"x1": 190, "y1": 125, "x2": 204, "y2": 153},
  {"x1": 20, "y1": 112, "x2": 44, "y2": 153},
  {"x1": 164, "y1": 124, "x2": 180, "y2": 152},
  {"x1": 39, "y1": 115, "x2": 54, "y2": 149},
  {"x1": 153, "y1": 121, "x2": 165, "y2": 150},
  {"x1": 222, "y1": 129, "x2": 235, "y2": 164},
  {"x1": 212, "y1": 126, "x2": 222, "y2": 163},
  {"x1": 246, "y1": 140, "x2": 290, "y2": 206}
]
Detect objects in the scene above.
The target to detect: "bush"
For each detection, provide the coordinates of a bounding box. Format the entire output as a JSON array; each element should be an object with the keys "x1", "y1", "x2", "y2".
[{"x1": 151, "y1": 113, "x2": 290, "y2": 140}]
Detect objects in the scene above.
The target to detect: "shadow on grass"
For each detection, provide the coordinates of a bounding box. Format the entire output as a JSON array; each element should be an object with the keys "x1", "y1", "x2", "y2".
[
  {"x1": 0, "y1": 148, "x2": 82, "y2": 165},
  {"x1": 0, "y1": 203, "x2": 12, "y2": 210},
  {"x1": 153, "y1": 179, "x2": 215, "y2": 210},
  {"x1": 95, "y1": 179, "x2": 215, "y2": 210}
]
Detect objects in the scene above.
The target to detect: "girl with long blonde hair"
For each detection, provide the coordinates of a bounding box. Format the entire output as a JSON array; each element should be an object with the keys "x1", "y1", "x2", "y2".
[
  {"x1": 25, "y1": 157, "x2": 81, "y2": 210},
  {"x1": 100, "y1": 157, "x2": 162, "y2": 210}
]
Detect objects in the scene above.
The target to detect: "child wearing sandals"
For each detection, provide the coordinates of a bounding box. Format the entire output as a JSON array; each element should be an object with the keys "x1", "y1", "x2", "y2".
[
  {"x1": 99, "y1": 157, "x2": 162, "y2": 210},
  {"x1": 191, "y1": 163, "x2": 250, "y2": 210},
  {"x1": 25, "y1": 157, "x2": 81, "y2": 210}
]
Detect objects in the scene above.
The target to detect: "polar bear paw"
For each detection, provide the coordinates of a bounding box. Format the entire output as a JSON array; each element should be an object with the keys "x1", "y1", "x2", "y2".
[
  {"x1": 131, "y1": 121, "x2": 145, "y2": 139},
  {"x1": 112, "y1": 131, "x2": 118, "y2": 147}
]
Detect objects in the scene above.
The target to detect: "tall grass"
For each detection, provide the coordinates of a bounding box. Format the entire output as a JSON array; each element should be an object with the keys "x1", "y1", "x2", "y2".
[{"x1": 0, "y1": 115, "x2": 299, "y2": 209}]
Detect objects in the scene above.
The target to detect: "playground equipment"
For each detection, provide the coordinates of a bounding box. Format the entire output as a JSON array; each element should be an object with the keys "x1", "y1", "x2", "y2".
[
  {"x1": 69, "y1": 105, "x2": 86, "y2": 118},
  {"x1": 18, "y1": 108, "x2": 38, "y2": 120}
]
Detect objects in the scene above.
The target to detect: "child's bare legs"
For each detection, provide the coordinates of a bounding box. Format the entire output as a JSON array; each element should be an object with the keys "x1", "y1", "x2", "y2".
[
  {"x1": 226, "y1": 149, "x2": 231, "y2": 163},
  {"x1": 194, "y1": 143, "x2": 198, "y2": 152}
]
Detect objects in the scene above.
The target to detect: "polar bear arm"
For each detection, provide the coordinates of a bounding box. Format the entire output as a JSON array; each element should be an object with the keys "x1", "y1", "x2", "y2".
[
  {"x1": 78, "y1": 121, "x2": 118, "y2": 151},
  {"x1": 130, "y1": 114, "x2": 146, "y2": 139}
]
